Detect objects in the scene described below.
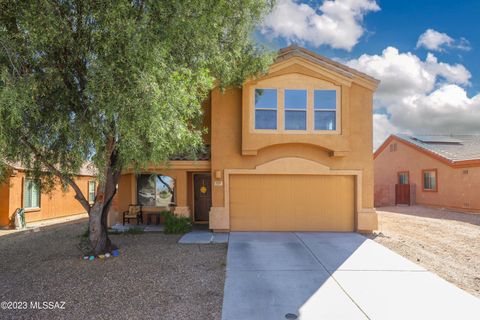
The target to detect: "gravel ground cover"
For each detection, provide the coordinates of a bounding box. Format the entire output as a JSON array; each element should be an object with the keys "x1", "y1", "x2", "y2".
[
  {"x1": 0, "y1": 219, "x2": 226, "y2": 320},
  {"x1": 372, "y1": 205, "x2": 480, "y2": 298}
]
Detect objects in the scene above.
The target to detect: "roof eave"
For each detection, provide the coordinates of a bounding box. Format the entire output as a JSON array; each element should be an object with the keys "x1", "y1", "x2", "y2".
[{"x1": 277, "y1": 45, "x2": 381, "y2": 90}]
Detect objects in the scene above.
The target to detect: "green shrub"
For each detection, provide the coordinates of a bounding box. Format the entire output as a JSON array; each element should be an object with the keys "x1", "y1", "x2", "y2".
[{"x1": 161, "y1": 211, "x2": 192, "y2": 234}]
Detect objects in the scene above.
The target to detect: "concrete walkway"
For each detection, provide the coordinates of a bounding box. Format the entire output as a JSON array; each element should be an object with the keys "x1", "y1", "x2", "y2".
[
  {"x1": 178, "y1": 230, "x2": 229, "y2": 244},
  {"x1": 0, "y1": 213, "x2": 88, "y2": 237},
  {"x1": 222, "y1": 232, "x2": 480, "y2": 320}
]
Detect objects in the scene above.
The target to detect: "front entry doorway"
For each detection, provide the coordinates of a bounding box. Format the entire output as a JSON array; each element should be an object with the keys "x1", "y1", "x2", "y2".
[{"x1": 194, "y1": 173, "x2": 212, "y2": 222}]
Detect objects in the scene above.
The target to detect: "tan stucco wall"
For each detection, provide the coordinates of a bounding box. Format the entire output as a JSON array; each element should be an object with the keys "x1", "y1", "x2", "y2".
[
  {"x1": 108, "y1": 167, "x2": 209, "y2": 226},
  {"x1": 374, "y1": 139, "x2": 480, "y2": 212},
  {"x1": 0, "y1": 179, "x2": 11, "y2": 226},
  {"x1": 210, "y1": 77, "x2": 376, "y2": 231},
  {"x1": 0, "y1": 171, "x2": 94, "y2": 227}
]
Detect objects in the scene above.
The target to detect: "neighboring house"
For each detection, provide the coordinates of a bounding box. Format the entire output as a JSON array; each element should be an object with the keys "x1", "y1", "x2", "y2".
[
  {"x1": 108, "y1": 46, "x2": 380, "y2": 232},
  {"x1": 374, "y1": 134, "x2": 480, "y2": 212},
  {"x1": 0, "y1": 162, "x2": 97, "y2": 227}
]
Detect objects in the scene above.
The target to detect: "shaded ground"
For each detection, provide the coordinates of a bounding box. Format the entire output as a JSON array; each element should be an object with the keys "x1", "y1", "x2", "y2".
[
  {"x1": 0, "y1": 219, "x2": 226, "y2": 320},
  {"x1": 372, "y1": 205, "x2": 480, "y2": 297}
]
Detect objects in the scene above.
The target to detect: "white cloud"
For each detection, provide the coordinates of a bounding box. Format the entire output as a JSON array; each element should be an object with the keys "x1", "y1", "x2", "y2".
[
  {"x1": 260, "y1": 0, "x2": 380, "y2": 51},
  {"x1": 389, "y1": 85, "x2": 480, "y2": 135},
  {"x1": 416, "y1": 29, "x2": 471, "y2": 51},
  {"x1": 347, "y1": 47, "x2": 470, "y2": 104},
  {"x1": 345, "y1": 47, "x2": 480, "y2": 149},
  {"x1": 416, "y1": 29, "x2": 453, "y2": 51},
  {"x1": 373, "y1": 114, "x2": 403, "y2": 150}
]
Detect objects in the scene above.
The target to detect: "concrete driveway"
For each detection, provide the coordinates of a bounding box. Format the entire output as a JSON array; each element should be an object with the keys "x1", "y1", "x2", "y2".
[{"x1": 222, "y1": 232, "x2": 480, "y2": 320}]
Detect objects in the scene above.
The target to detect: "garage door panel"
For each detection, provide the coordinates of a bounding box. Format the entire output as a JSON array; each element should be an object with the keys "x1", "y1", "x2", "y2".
[{"x1": 230, "y1": 174, "x2": 354, "y2": 231}]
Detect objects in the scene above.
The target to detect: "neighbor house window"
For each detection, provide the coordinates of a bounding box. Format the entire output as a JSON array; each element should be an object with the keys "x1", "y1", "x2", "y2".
[
  {"x1": 137, "y1": 174, "x2": 175, "y2": 207},
  {"x1": 398, "y1": 172, "x2": 409, "y2": 185},
  {"x1": 88, "y1": 181, "x2": 96, "y2": 204},
  {"x1": 254, "y1": 89, "x2": 277, "y2": 130},
  {"x1": 422, "y1": 169, "x2": 437, "y2": 191},
  {"x1": 284, "y1": 89, "x2": 307, "y2": 130},
  {"x1": 314, "y1": 90, "x2": 337, "y2": 130},
  {"x1": 23, "y1": 179, "x2": 40, "y2": 209}
]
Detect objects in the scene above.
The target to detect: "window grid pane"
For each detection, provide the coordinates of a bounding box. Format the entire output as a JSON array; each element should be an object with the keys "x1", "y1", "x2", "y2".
[
  {"x1": 24, "y1": 179, "x2": 40, "y2": 208},
  {"x1": 314, "y1": 90, "x2": 337, "y2": 130},
  {"x1": 255, "y1": 89, "x2": 277, "y2": 109},
  {"x1": 285, "y1": 89, "x2": 307, "y2": 110},
  {"x1": 255, "y1": 110, "x2": 277, "y2": 129},
  {"x1": 314, "y1": 90, "x2": 337, "y2": 110},
  {"x1": 255, "y1": 89, "x2": 277, "y2": 130},
  {"x1": 31, "y1": 183, "x2": 39, "y2": 208},
  {"x1": 284, "y1": 89, "x2": 307, "y2": 130},
  {"x1": 314, "y1": 111, "x2": 336, "y2": 130},
  {"x1": 423, "y1": 171, "x2": 436, "y2": 190},
  {"x1": 399, "y1": 173, "x2": 408, "y2": 185},
  {"x1": 24, "y1": 181, "x2": 31, "y2": 208},
  {"x1": 285, "y1": 111, "x2": 306, "y2": 130},
  {"x1": 88, "y1": 181, "x2": 96, "y2": 203}
]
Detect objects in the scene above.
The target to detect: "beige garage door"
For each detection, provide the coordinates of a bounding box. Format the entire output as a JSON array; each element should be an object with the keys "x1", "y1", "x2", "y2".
[{"x1": 230, "y1": 174, "x2": 354, "y2": 231}]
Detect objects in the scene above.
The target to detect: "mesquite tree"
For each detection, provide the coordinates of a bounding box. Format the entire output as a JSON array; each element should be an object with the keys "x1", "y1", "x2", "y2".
[{"x1": 0, "y1": 0, "x2": 274, "y2": 254}]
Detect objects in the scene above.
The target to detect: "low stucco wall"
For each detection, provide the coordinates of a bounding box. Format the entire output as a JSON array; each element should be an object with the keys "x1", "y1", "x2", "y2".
[{"x1": 374, "y1": 184, "x2": 394, "y2": 207}]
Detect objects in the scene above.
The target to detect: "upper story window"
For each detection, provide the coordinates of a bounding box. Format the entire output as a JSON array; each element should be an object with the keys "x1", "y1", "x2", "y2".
[
  {"x1": 24, "y1": 179, "x2": 40, "y2": 209},
  {"x1": 284, "y1": 89, "x2": 307, "y2": 130},
  {"x1": 254, "y1": 89, "x2": 277, "y2": 130},
  {"x1": 314, "y1": 90, "x2": 337, "y2": 131},
  {"x1": 252, "y1": 86, "x2": 340, "y2": 133}
]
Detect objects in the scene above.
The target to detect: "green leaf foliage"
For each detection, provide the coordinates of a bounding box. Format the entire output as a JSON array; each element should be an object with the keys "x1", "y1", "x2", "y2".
[
  {"x1": 161, "y1": 210, "x2": 192, "y2": 234},
  {"x1": 0, "y1": 0, "x2": 275, "y2": 188}
]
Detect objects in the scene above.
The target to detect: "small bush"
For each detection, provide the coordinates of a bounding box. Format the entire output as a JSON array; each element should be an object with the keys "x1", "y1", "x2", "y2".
[{"x1": 161, "y1": 211, "x2": 192, "y2": 234}]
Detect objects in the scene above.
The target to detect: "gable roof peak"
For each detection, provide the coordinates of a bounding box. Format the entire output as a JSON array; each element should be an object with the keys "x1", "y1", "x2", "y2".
[{"x1": 276, "y1": 46, "x2": 380, "y2": 88}]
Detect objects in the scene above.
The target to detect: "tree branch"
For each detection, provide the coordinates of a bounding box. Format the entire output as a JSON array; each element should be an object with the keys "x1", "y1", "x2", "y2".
[{"x1": 19, "y1": 137, "x2": 91, "y2": 213}]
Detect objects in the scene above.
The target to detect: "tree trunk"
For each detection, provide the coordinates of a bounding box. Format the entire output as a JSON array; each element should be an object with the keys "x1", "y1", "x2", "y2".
[
  {"x1": 88, "y1": 161, "x2": 121, "y2": 255},
  {"x1": 89, "y1": 205, "x2": 110, "y2": 255}
]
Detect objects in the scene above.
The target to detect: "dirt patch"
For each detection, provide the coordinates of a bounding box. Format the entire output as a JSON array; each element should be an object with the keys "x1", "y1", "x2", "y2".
[
  {"x1": 0, "y1": 221, "x2": 226, "y2": 320},
  {"x1": 371, "y1": 205, "x2": 480, "y2": 297}
]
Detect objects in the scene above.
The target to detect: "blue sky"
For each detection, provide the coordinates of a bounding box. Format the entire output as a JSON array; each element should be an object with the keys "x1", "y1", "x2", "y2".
[{"x1": 256, "y1": 0, "x2": 480, "y2": 148}]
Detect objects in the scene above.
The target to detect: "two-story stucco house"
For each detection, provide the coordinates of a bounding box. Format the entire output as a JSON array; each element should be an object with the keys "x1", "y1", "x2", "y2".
[{"x1": 107, "y1": 46, "x2": 380, "y2": 233}]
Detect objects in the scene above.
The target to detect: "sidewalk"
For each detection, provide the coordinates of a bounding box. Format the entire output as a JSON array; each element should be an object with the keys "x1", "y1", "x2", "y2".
[{"x1": 0, "y1": 213, "x2": 88, "y2": 237}]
